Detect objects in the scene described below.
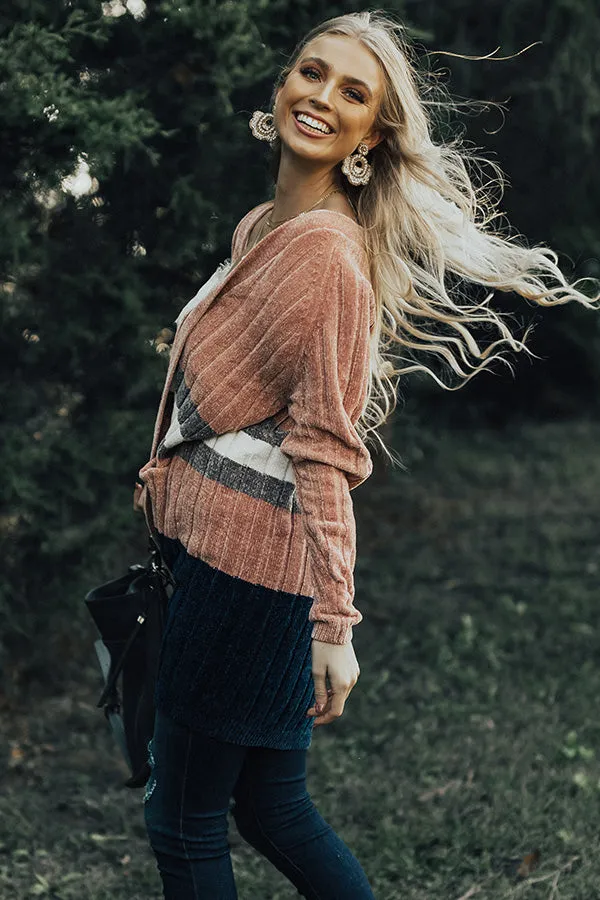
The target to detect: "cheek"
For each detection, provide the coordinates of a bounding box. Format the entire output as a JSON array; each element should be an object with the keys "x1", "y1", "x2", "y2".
[
  {"x1": 338, "y1": 117, "x2": 367, "y2": 145},
  {"x1": 280, "y1": 74, "x2": 304, "y2": 100}
]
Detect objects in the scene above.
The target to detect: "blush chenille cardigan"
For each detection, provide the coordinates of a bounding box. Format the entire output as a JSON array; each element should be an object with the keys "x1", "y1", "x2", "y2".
[{"x1": 139, "y1": 201, "x2": 375, "y2": 645}]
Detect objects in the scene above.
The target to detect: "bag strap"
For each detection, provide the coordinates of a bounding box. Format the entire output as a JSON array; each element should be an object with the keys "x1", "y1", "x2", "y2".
[
  {"x1": 96, "y1": 608, "x2": 148, "y2": 709},
  {"x1": 140, "y1": 479, "x2": 175, "y2": 584},
  {"x1": 95, "y1": 485, "x2": 175, "y2": 711}
]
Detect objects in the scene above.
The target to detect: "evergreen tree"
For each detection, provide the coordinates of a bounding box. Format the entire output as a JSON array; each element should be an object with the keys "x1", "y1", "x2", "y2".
[
  {"x1": 1, "y1": 0, "x2": 597, "y2": 697},
  {"x1": 0, "y1": 0, "x2": 273, "y2": 697}
]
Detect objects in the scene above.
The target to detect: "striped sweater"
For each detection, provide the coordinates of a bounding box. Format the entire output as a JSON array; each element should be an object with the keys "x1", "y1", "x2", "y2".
[{"x1": 139, "y1": 201, "x2": 375, "y2": 645}]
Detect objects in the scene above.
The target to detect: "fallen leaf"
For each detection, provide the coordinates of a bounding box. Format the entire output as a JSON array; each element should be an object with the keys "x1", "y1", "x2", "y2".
[{"x1": 517, "y1": 849, "x2": 541, "y2": 879}]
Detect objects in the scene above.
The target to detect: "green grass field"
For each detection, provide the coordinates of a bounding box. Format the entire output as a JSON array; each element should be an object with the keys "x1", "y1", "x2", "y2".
[{"x1": 2, "y1": 415, "x2": 600, "y2": 899}]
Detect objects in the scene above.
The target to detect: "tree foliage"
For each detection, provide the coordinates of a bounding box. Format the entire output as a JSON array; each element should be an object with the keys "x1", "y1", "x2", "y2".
[{"x1": 1, "y1": 0, "x2": 598, "y2": 696}]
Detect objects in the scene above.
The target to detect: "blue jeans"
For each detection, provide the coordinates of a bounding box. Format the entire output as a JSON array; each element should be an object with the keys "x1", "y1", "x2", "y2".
[{"x1": 144, "y1": 709, "x2": 376, "y2": 899}]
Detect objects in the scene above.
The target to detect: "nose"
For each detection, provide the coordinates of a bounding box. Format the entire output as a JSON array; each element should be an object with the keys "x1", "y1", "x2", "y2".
[{"x1": 309, "y1": 80, "x2": 336, "y2": 111}]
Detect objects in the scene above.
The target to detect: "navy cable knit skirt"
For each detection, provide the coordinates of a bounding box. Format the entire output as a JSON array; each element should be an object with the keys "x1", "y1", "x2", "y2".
[{"x1": 154, "y1": 533, "x2": 317, "y2": 749}]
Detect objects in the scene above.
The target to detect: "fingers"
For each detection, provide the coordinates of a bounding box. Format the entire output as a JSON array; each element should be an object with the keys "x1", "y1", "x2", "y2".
[
  {"x1": 307, "y1": 642, "x2": 360, "y2": 727},
  {"x1": 306, "y1": 688, "x2": 333, "y2": 718},
  {"x1": 133, "y1": 482, "x2": 145, "y2": 514},
  {"x1": 312, "y1": 671, "x2": 328, "y2": 718},
  {"x1": 306, "y1": 684, "x2": 354, "y2": 727},
  {"x1": 314, "y1": 691, "x2": 346, "y2": 727}
]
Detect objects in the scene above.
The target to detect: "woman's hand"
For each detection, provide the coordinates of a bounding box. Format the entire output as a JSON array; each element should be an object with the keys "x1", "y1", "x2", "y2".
[
  {"x1": 133, "y1": 481, "x2": 146, "y2": 514},
  {"x1": 306, "y1": 638, "x2": 360, "y2": 727}
]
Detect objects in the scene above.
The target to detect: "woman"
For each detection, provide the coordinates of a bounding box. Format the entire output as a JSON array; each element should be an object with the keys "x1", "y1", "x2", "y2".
[{"x1": 136, "y1": 10, "x2": 599, "y2": 899}]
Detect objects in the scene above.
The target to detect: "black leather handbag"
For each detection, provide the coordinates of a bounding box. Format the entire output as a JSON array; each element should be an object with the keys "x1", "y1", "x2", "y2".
[{"x1": 85, "y1": 530, "x2": 174, "y2": 788}]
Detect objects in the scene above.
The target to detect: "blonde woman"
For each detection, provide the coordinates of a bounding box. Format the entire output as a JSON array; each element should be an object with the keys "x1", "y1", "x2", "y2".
[{"x1": 137, "y1": 10, "x2": 599, "y2": 898}]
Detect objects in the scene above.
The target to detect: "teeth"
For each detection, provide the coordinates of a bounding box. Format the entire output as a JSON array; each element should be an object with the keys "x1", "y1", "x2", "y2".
[{"x1": 296, "y1": 113, "x2": 332, "y2": 134}]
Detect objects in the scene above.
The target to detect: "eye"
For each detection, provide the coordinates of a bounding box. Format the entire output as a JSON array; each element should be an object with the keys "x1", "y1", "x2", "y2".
[
  {"x1": 300, "y1": 65, "x2": 320, "y2": 81},
  {"x1": 346, "y1": 87, "x2": 366, "y2": 103},
  {"x1": 299, "y1": 66, "x2": 366, "y2": 103}
]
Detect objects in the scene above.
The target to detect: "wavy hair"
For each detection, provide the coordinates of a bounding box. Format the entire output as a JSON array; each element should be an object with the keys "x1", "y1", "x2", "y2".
[{"x1": 265, "y1": 10, "x2": 600, "y2": 465}]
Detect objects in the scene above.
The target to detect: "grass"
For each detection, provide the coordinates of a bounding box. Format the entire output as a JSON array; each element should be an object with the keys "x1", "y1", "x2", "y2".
[{"x1": 2, "y1": 414, "x2": 600, "y2": 899}]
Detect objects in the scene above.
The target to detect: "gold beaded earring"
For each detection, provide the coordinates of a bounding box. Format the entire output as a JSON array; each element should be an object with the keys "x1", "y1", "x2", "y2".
[
  {"x1": 249, "y1": 106, "x2": 278, "y2": 145},
  {"x1": 341, "y1": 141, "x2": 372, "y2": 186}
]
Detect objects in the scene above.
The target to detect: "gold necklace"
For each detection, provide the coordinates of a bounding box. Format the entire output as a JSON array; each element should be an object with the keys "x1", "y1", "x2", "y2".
[
  {"x1": 236, "y1": 187, "x2": 348, "y2": 266},
  {"x1": 265, "y1": 187, "x2": 344, "y2": 229}
]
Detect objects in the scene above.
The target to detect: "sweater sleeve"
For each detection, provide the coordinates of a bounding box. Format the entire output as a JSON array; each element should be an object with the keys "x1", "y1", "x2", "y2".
[{"x1": 279, "y1": 235, "x2": 374, "y2": 645}]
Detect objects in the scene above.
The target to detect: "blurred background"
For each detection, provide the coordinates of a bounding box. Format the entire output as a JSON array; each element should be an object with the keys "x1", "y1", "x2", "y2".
[{"x1": 1, "y1": 2, "x2": 599, "y2": 898}]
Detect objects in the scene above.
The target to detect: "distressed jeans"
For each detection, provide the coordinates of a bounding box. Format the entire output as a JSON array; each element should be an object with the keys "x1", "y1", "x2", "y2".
[{"x1": 143, "y1": 709, "x2": 376, "y2": 899}]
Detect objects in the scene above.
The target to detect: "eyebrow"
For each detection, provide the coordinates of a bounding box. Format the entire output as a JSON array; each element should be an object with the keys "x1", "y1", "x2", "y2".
[{"x1": 299, "y1": 56, "x2": 373, "y2": 99}]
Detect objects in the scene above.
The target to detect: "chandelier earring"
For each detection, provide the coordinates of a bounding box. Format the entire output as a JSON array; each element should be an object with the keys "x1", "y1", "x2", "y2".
[
  {"x1": 249, "y1": 106, "x2": 279, "y2": 145},
  {"x1": 341, "y1": 141, "x2": 372, "y2": 186}
]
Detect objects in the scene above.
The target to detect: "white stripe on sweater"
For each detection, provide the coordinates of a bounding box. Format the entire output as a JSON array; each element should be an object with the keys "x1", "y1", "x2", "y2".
[
  {"x1": 165, "y1": 259, "x2": 296, "y2": 486},
  {"x1": 162, "y1": 259, "x2": 233, "y2": 451},
  {"x1": 174, "y1": 258, "x2": 233, "y2": 328},
  {"x1": 203, "y1": 430, "x2": 296, "y2": 484}
]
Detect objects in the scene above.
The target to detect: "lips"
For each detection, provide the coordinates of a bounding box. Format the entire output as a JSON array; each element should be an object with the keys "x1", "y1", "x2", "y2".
[{"x1": 292, "y1": 110, "x2": 335, "y2": 133}]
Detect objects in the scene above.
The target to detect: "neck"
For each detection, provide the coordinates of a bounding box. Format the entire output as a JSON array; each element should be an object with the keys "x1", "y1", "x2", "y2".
[{"x1": 272, "y1": 147, "x2": 343, "y2": 220}]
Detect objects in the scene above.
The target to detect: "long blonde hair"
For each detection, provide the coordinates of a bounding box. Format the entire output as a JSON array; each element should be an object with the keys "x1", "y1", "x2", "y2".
[{"x1": 267, "y1": 10, "x2": 600, "y2": 465}]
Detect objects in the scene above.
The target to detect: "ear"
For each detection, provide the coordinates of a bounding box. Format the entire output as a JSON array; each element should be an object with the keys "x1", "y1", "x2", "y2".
[{"x1": 364, "y1": 128, "x2": 383, "y2": 152}]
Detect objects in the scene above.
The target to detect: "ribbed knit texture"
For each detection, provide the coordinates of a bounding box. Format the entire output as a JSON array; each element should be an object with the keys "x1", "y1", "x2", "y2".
[
  {"x1": 154, "y1": 532, "x2": 317, "y2": 748},
  {"x1": 139, "y1": 201, "x2": 375, "y2": 646}
]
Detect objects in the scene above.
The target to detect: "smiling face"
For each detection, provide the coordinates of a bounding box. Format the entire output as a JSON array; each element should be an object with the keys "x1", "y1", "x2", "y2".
[{"x1": 274, "y1": 33, "x2": 384, "y2": 171}]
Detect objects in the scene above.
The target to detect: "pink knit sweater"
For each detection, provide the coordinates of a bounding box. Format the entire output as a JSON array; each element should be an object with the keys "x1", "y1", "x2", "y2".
[{"x1": 139, "y1": 201, "x2": 375, "y2": 644}]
